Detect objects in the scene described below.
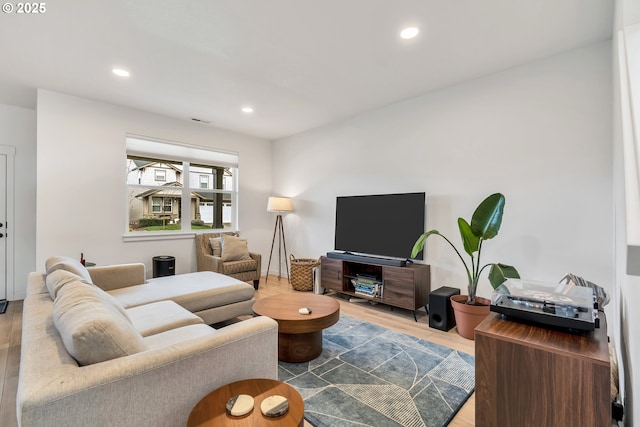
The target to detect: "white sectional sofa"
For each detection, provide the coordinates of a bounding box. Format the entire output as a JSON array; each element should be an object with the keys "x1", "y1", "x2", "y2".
[{"x1": 17, "y1": 257, "x2": 278, "y2": 427}]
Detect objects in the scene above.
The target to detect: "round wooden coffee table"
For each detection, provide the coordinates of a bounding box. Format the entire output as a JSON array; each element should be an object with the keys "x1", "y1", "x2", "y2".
[
  {"x1": 187, "y1": 378, "x2": 304, "y2": 427},
  {"x1": 253, "y1": 293, "x2": 340, "y2": 362}
]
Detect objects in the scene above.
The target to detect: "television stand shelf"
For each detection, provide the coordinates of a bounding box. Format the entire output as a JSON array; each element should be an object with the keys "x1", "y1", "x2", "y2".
[{"x1": 320, "y1": 256, "x2": 430, "y2": 321}]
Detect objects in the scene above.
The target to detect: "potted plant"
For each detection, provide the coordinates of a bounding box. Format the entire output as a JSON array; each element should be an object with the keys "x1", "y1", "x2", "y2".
[{"x1": 411, "y1": 193, "x2": 519, "y2": 339}]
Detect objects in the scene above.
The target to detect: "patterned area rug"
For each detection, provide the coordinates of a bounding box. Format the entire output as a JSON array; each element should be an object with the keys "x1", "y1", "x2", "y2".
[{"x1": 278, "y1": 315, "x2": 475, "y2": 427}]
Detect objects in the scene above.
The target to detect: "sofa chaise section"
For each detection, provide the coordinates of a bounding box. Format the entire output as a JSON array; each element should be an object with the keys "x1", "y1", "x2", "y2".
[{"x1": 88, "y1": 263, "x2": 256, "y2": 325}]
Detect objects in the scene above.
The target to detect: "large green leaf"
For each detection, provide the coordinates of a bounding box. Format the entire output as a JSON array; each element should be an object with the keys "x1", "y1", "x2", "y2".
[
  {"x1": 411, "y1": 229, "x2": 474, "y2": 286},
  {"x1": 458, "y1": 217, "x2": 479, "y2": 256},
  {"x1": 410, "y1": 230, "x2": 441, "y2": 258},
  {"x1": 488, "y1": 263, "x2": 520, "y2": 289},
  {"x1": 470, "y1": 193, "x2": 505, "y2": 240}
]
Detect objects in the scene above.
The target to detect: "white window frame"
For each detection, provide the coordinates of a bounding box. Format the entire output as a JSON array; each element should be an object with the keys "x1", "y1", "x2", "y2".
[
  {"x1": 151, "y1": 197, "x2": 162, "y2": 213},
  {"x1": 124, "y1": 135, "x2": 239, "y2": 242},
  {"x1": 200, "y1": 174, "x2": 209, "y2": 189},
  {"x1": 154, "y1": 169, "x2": 166, "y2": 181},
  {"x1": 164, "y1": 198, "x2": 172, "y2": 213},
  {"x1": 151, "y1": 197, "x2": 173, "y2": 213}
]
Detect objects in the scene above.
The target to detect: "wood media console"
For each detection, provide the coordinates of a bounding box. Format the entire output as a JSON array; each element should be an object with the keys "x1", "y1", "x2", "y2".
[
  {"x1": 475, "y1": 312, "x2": 611, "y2": 427},
  {"x1": 320, "y1": 256, "x2": 430, "y2": 321}
]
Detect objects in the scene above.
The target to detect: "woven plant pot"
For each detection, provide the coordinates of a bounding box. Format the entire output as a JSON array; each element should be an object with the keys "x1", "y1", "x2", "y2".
[{"x1": 290, "y1": 255, "x2": 319, "y2": 292}]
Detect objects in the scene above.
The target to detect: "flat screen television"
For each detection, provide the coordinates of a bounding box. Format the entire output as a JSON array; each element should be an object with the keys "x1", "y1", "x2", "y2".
[{"x1": 334, "y1": 192, "x2": 425, "y2": 260}]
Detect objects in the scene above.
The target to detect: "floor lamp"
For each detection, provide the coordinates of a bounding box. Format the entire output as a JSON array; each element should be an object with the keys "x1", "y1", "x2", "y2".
[{"x1": 266, "y1": 197, "x2": 293, "y2": 284}]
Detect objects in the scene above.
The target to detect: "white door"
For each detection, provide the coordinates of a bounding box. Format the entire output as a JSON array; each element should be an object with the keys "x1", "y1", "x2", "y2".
[{"x1": 0, "y1": 154, "x2": 6, "y2": 300}]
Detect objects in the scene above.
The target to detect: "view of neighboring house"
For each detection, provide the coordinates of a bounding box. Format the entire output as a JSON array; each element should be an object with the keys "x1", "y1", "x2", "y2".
[{"x1": 126, "y1": 157, "x2": 234, "y2": 230}]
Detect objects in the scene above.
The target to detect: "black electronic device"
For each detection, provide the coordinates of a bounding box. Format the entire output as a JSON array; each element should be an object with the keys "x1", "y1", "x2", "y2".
[
  {"x1": 429, "y1": 286, "x2": 460, "y2": 331},
  {"x1": 333, "y1": 192, "x2": 425, "y2": 261},
  {"x1": 152, "y1": 255, "x2": 175, "y2": 278},
  {"x1": 326, "y1": 251, "x2": 406, "y2": 267}
]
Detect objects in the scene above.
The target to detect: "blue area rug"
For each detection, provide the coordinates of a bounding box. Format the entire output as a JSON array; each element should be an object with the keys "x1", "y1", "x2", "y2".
[{"x1": 278, "y1": 315, "x2": 475, "y2": 427}]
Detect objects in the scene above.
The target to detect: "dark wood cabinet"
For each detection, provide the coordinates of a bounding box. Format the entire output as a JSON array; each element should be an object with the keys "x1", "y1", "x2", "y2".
[
  {"x1": 319, "y1": 257, "x2": 343, "y2": 291},
  {"x1": 319, "y1": 256, "x2": 430, "y2": 319},
  {"x1": 475, "y1": 313, "x2": 610, "y2": 427},
  {"x1": 382, "y1": 267, "x2": 419, "y2": 310}
]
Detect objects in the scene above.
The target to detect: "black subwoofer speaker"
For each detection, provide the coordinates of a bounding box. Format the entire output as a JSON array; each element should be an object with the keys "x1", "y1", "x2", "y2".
[{"x1": 429, "y1": 286, "x2": 460, "y2": 331}]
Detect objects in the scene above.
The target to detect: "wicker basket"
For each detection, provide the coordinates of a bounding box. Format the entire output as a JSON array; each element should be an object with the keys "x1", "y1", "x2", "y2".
[{"x1": 289, "y1": 255, "x2": 319, "y2": 292}]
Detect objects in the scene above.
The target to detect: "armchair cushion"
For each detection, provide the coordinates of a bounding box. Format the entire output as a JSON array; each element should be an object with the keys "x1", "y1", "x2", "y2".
[
  {"x1": 207, "y1": 232, "x2": 239, "y2": 256},
  {"x1": 221, "y1": 235, "x2": 252, "y2": 262},
  {"x1": 223, "y1": 259, "x2": 259, "y2": 275}
]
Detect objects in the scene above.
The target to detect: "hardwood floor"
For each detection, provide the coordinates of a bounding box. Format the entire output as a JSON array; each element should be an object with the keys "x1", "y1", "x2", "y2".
[
  {"x1": 0, "y1": 299, "x2": 21, "y2": 427},
  {"x1": 0, "y1": 276, "x2": 475, "y2": 427}
]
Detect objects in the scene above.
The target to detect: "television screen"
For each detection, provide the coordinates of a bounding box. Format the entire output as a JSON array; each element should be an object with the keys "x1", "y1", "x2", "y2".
[{"x1": 334, "y1": 192, "x2": 425, "y2": 260}]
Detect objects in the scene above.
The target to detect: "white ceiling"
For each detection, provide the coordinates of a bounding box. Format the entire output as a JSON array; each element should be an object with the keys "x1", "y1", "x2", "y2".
[{"x1": 0, "y1": 0, "x2": 613, "y2": 140}]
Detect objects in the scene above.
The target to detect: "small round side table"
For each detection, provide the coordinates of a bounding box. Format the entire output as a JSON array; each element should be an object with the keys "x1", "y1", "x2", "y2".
[{"x1": 187, "y1": 378, "x2": 304, "y2": 427}]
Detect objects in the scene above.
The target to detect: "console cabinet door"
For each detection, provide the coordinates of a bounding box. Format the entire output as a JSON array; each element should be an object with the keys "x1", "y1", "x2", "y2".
[
  {"x1": 320, "y1": 257, "x2": 343, "y2": 291},
  {"x1": 382, "y1": 267, "x2": 415, "y2": 310}
]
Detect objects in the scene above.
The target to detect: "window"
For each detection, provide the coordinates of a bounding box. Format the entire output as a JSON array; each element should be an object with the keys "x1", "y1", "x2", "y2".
[
  {"x1": 190, "y1": 164, "x2": 234, "y2": 230},
  {"x1": 152, "y1": 197, "x2": 162, "y2": 213},
  {"x1": 126, "y1": 136, "x2": 238, "y2": 234},
  {"x1": 152, "y1": 197, "x2": 172, "y2": 213}
]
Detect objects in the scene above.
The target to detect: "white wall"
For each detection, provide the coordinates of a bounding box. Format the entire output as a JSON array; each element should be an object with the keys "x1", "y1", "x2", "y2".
[
  {"x1": 614, "y1": 0, "x2": 640, "y2": 423},
  {"x1": 36, "y1": 90, "x2": 273, "y2": 285},
  {"x1": 0, "y1": 104, "x2": 36, "y2": 300},
  {"x1": 272, "y1": 42, "x2": 613, "y2": 307}
]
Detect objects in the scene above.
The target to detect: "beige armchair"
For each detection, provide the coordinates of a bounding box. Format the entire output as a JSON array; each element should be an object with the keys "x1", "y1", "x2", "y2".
[{"x1": 195, "y1": 232, "x2": 262, "y2": 289}]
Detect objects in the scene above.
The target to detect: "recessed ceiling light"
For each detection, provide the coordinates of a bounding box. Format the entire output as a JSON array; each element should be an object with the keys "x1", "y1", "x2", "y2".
[
  {"x1": 400, "y1": 27, "x2": 419, "y2": 40},
  {"x1": 112, "y1": 68, "x2": 130, "y2": 77},
  {"x1": 241, "y1": 106, "x2": 254, "y2": 113}
]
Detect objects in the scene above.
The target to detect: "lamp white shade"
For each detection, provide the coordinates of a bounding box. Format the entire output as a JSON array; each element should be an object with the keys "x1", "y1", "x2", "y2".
[{"x1": 267, "y1": 197, "x2": 293, "y2": 212}]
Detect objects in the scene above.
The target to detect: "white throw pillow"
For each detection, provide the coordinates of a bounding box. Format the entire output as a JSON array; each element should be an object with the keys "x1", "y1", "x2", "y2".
[
  {"x1": 209, "y1": 238, "x2": 222, "y2": 257},
  {"x1": 221, "y1": 235, "x2": 252, "y2": 262},
  {"x1": 53, "y1": 281, "x2": 144, "y2": 366}
]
